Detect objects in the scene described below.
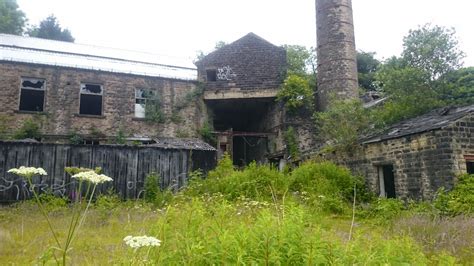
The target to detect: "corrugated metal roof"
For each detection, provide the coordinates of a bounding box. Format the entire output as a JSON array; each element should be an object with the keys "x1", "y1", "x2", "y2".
[
  {"x1": 362, "y1": 105, "x2": 474, "y2": 144},
  {"x1": 148, "y1": 138, "x2": 216, "y2": 151},
  {"x1": 0, "y1": 34, "x2": 197, "y2": 80}
]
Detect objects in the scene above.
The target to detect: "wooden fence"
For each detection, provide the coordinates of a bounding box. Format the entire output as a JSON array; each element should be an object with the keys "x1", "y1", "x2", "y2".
[{"x1": 0, "y1": 141, "x2": 216, "y2": 202}]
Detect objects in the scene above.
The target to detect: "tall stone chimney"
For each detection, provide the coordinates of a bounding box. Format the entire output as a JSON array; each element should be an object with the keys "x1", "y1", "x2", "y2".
[{"x1": 316, "y1": 0, "x2": 358, "y2": 111}]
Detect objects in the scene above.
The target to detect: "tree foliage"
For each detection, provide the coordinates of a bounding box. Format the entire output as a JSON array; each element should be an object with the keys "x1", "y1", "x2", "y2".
[
  {"x1": 278, "y1": 45, "x2": 316, "y2": 112},
  {"x1": 315, "y1": 99, "x2": 370, "y2": 150},
  {"x1": 27, "y1": 15, "x2": 74, "y2": 42},
  {"x1": 0, "y1": 0, "x2": 25, "y2": 35},
  {"x1": 283, "y1": 45, "x2": 316, "y2": 77},
  {"x1": 402, "y1": 24, "x2": 464, "y2": 80},
  {"x1": 436, "y1": 67, "x2": 474, "y2": 105},
  {"x1": 357, "y1": 51, "x2": 380, "y2": 91},
  {"x1": 277, "y1": 74, "x2": 313, "y2": 113}
]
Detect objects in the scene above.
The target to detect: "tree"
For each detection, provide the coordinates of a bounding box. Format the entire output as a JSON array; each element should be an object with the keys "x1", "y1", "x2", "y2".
[
  {"x1": 283, "y1": 45, "x2": 317, "y2": 95},
  {"x1": 315, "y1": 99, "x2": 370, "y2": 151},
  {"x1": 194, "y1": 41, "x2": 227, "y2": 63},
  {"x1": 27, "y1": 15, "x2": 74, "y2": 42},
  {"x1": 374, "y1": 59, "x2": 441, "y2": 126},
  {"x1": 436, "y1": 67, "x2": 474, "y2": 105},
  {"x1": 0, "y1": 0, "x2": 26, "y2": 35},
  {"x1": 277, "y1": 74, "x2": 313, "y2": 113},
  {"x1": 402, "y1": 24, "x2": 464, "y2": 80},
  {"x1": 357, "y1": 51, "x2": 380, "y2": 91},
  {"x1": 283, "y1": 45, "x2": 315, "y2": 76}
]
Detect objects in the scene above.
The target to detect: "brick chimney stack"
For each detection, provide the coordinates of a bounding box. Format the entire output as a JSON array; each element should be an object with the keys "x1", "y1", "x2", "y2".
[{"x1": 315, "y1": 0, "x2": 358, "y2": 111}]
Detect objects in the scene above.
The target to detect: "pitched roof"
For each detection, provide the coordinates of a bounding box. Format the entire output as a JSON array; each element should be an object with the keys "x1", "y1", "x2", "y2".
[
  {"x1": 362, "y1": 105, "x2": 474, "y2": 144},
  {"x1": 195, "y1": 32, "x2": 283, "y2": 65},
  {"x1": 0, "y1": 34, "x2": 196, "y2": 80}
]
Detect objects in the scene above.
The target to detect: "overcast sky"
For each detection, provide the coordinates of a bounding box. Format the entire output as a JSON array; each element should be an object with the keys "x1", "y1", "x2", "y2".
[{"x1": 16, "y1": 0, "x2": 474, "y2": 67}]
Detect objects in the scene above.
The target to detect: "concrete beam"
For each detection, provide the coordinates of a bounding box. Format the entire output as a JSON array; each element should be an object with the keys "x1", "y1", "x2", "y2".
[{"x1": 204, "y1": 88, "x2": 278, "y2": 100}]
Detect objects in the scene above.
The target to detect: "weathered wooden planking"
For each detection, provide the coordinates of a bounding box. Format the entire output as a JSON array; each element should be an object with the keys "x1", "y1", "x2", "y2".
[{"x1": 0, "y1": 142, "x2": 216, "y2": 202}]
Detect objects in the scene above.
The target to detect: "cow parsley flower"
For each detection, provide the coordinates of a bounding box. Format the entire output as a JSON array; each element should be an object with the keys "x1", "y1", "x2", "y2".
[
  {"x1": 72, "y1": 171, "x2": 113, "y2": 184},
  {"x1": 8, "y1": 166, "x2": 47, "y2": 177},
  {"x1": 123, "y1": 235, "x2": 161, "y2": 249}
]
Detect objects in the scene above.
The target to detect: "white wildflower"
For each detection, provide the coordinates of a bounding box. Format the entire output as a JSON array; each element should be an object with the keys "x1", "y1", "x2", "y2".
[
  {"x1": 123, "y1": 235, "x2": 161, "y2": 249},
  {"x1": 8, "y1": 166, "x2": 47, "y2": 177},
  {"x1": 72, "y1": 171, "x2": 113, "y2": 184}
]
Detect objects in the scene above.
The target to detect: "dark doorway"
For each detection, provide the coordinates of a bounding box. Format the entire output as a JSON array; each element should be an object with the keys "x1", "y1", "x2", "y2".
[
  {"x1": 207, "y1": 98, "x2": 273, "y2": 166},
  {"x1": 378, "y1": 165, "x2": 396, "y2": 198},
  {"x1": 467, "y1": 161, "x2": 474, "y2": 174},
  {"x1": 232, "y1": 136, "x2": 267, "y2": 167}
]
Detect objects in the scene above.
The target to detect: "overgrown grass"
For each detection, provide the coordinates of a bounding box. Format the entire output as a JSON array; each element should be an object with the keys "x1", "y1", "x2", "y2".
[{"x1": 0, "y1": 159, "x2": 472, "y2": 264}]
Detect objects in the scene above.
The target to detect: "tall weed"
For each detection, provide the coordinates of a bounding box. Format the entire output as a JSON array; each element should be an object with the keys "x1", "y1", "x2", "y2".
[{"x1": 434, "y1": 174, "x2": 474, "y2": 215}]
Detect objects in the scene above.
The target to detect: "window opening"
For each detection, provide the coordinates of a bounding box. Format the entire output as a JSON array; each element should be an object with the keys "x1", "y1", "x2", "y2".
[
  {"x1": 80, "y1": 83, "x2": 103, "y2": 115},
  {"x1": 134, "y1": 89, "x2": 156, "y2": 118},
  {"x1": 19, "y1": 78, "x2": 45, "y2": 112},
  {"x1": 206, "y1": 69, "x2": 217, "y2": 82},
  {"x1": 377, "y1": 165, "x2": 396, "y2": 198}
]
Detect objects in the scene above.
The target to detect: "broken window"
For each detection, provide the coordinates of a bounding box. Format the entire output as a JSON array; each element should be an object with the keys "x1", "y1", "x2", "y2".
[
  {"x1": 19, "y1": 78, "x2": 45, "y2": 112},
  {"x1": 79, "y1": 83, "x2": 103, "y2": 116},
  {"x1": 134, "y1": 89, "x2": 157, "y2": 118},
  {"x1": 206, "y1": 69, "x2": 217, "y2": 82}
]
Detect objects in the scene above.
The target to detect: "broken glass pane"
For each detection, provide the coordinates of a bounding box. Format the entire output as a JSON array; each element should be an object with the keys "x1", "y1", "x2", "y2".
[
  {"x1": 21, "y1": 78, "x2": 45, "y2": 90},
  {"x1": 80, "y1": 84, "x2": 102, "y2": 94}
]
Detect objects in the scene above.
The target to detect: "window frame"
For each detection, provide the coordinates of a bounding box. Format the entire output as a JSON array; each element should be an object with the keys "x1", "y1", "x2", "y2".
[
  {"x1": 18, "y1": 77, "x2": 46, "y2": 112},
  {"x1": 134, "y1": 88, "x2": 158, "y2": 119},
  {"x1": 79, "y1": 83, "x2": 104, "y2": 116}
]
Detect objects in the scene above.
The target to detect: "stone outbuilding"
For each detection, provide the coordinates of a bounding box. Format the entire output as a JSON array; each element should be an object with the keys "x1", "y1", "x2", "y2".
[{"x1": 340, "y1": 105, "x2": 474, "y2": 200}]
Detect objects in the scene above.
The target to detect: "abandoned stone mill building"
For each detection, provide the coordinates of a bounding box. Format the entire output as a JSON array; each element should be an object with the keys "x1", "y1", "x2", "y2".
[{"x1": 1, "y1": 0, "x2": 473, "y2": 201}]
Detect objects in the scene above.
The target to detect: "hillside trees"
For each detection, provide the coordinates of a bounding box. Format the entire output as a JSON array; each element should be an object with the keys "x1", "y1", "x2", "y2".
[
  {"x1": 27, "y1": 15, "x2": 74, "y2": 42},
  {"x1": 0, "y1": 1, "x2": 75, "y2": 42},
  {"x1": 0, "y1": 0, "x2": 26, "y2": 34}
]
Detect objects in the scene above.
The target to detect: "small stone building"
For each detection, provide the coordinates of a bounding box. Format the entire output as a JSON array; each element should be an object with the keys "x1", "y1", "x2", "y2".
[{"x1": 339, "y1": 105, "x2": 474, "y2": 200}]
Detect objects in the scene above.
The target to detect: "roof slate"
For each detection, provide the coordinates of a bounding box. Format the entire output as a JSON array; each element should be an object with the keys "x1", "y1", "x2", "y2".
[{"x1": 362, "y1": 105, "x2": 474, "y2": 144}]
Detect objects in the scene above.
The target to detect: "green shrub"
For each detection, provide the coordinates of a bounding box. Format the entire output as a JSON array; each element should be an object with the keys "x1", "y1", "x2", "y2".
[
  {"x1": 144, "y1": 172, "x2": 160, "y2": 202},
  {"x1": 434, "y1": 174, "x2": 474, "y2": 215},
  {"x1": 284, "y1": 127, "x2": 299, "y2": 159},
  {"x1": 186, "y1": 156, "x2": 287, "y2": 201},
  {"x1": 276, "y1": 74, "x2": 313, "y2": 113},
  {"x1": 207, "y1": 153, "x2": 234, "y2": 179},
  {"x1": 198, "y1": 121, "x2": 216, "y2": 146},
  {"x1": 362, "y1": 198, "x2": 405, "y2": 221},
  {"x1": 154, "y1": 188, "x2": 174, "y2": 208},
  {"x1": 13, "y1": 118, "x2": 41, "y2": 140},
  {"x1": 95, "y1": 191, "x2": 121, "y2": 210},
  {"x1": 36, "y1": 192, "x2": 68, "y2": 211},
  {"x1": 289, "y1": 161, "x2": 372, "y2": 213}
]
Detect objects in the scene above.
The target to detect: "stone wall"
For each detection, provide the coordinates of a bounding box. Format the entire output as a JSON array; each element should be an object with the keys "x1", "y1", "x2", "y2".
[
  {"x1": 329, "y1": 114, "x2": 474, "y2": 200},
  {"x1": 0, "y1": 62, "x2": 206, "y2": 141},
  {"x1": 195, "y1": 33, "x2": 286, "y2": 91}
]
